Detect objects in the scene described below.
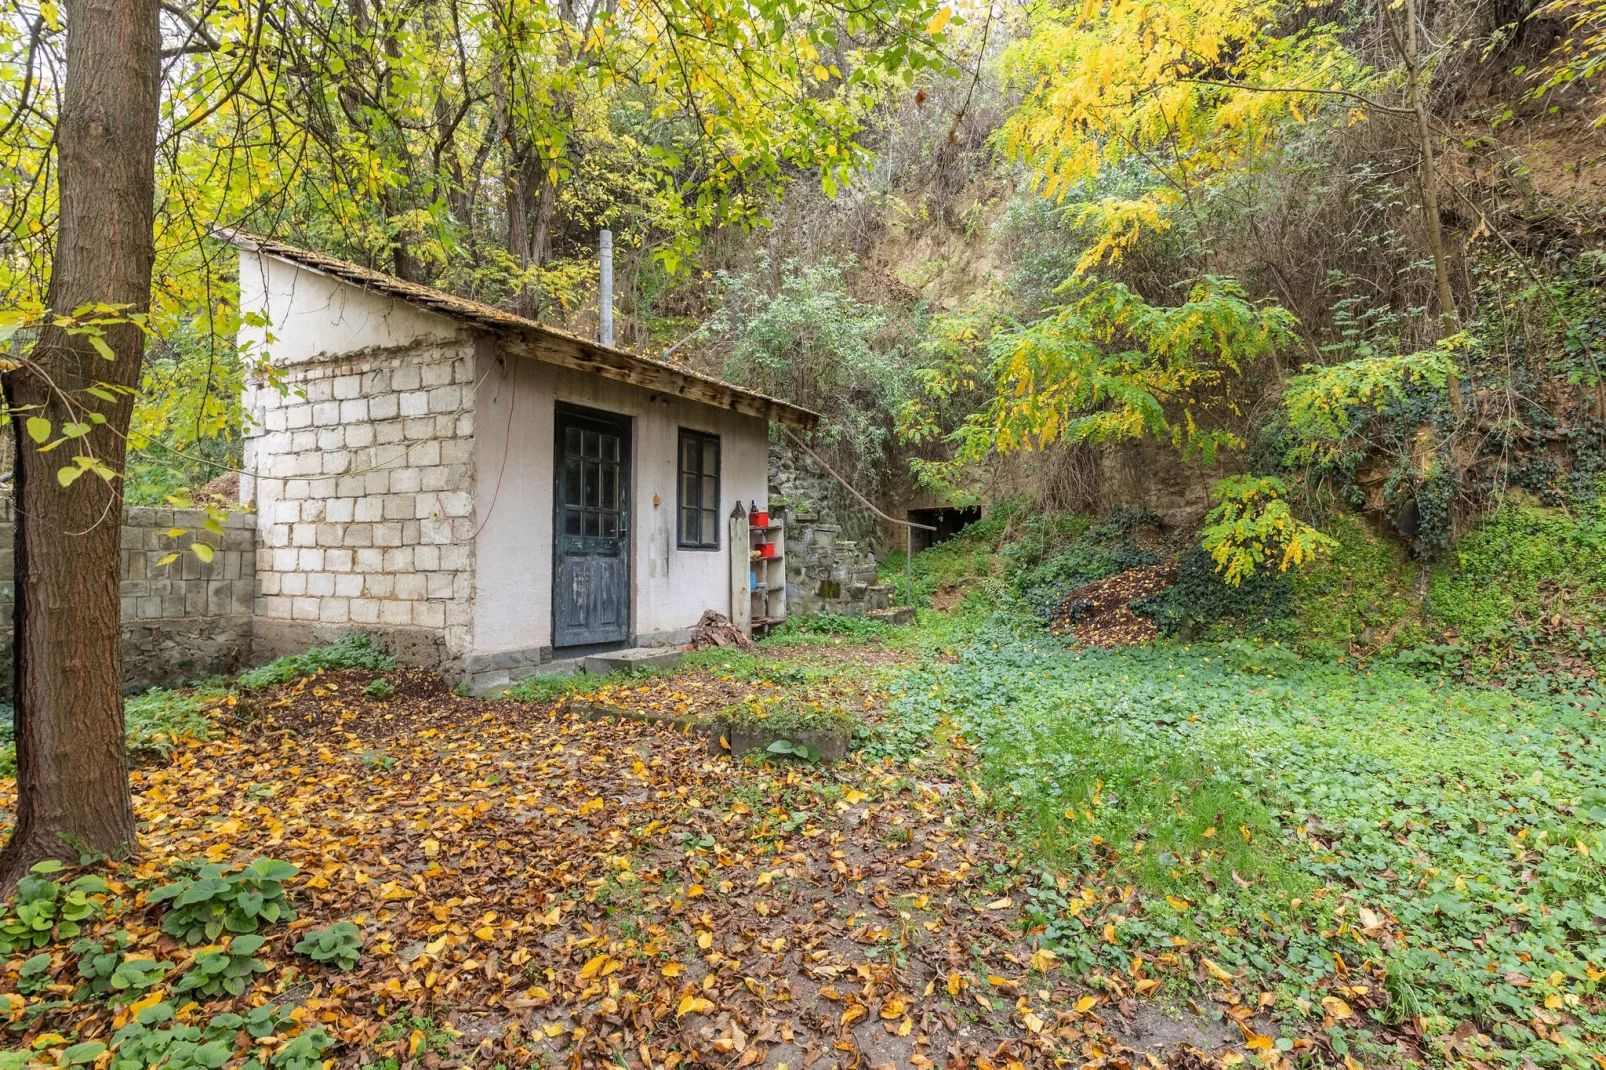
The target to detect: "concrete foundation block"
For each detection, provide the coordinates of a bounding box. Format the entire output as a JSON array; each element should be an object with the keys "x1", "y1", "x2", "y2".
[
  {"x1": 869, "y1": 607, "x2": 916, "y2": 626},
  {"x1": 726, "y1": 722, "x2": 850, "y2": 764},
  {"x1": 581, "y1": 647, "x2": 684, "y2": 675}
]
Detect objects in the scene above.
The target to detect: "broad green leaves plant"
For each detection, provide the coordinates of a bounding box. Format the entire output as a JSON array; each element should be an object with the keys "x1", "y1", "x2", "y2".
[
  {"x1": 293, "y1": 921, "x2": 363, "y2": 970},
  {"x1": 103, "y1": 1000, "x2": 325, "y2": 1070},
  {"x1": 765, "y1": 739, "x2": 823, "y2": 763},
  {"x1": 147, "y1": 859, "x2": 297, "y2": 945},
  {"x1": 70, "y1": 931, "x2": 171, "y2": 1001},
  {"x1": 172, "y1": 936, "x2": 271, "y2": 999},
  {"x1": 1200, "y1": 475, "x2": 1336, "y2": 585},
  {"x1": 0, "y1": 862, "x2": 107, "y2": 953}
]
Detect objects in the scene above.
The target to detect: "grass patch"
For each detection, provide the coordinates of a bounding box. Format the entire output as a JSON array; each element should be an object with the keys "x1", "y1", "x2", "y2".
[
  {"x1": 504, "y1": 671, "x2": 596, "y2": 704},
  {"x1": 873, "y1": 617, "x2": 1606, "y2": 1061},
  {"x1": 881, "y1": 500, "x2": 1165, "y2": 619},
  {"x1": 725, "y1": 693, "x2": 856, "y2": 734},
  {"x1": 768, "y1": 611, "x2": 895, "y2": 643},
  {"x1": 236, "y1": 633, "x2": 396, "y2": 691},
  {"x1": 0, "y1": 684, "x2": 229, "y2": 776},
  {"x1": 1282, "y1": 513, "x2": 1421, "y2": 653}
]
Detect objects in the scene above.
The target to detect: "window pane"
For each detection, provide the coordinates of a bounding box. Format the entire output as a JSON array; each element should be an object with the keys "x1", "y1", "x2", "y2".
[
  {"x1": 682, "y1": 472, "x2": 698, "y2": 507},
  {"x1": 565, "y1": 509, "x2": 581, "y2": 536},
  {"x1": 702, "y1": 439, "x2": 718, "y2": 476},
  {"x1": 604, "y1": 435, "x2": 619, "y2": 462},
  {"x1": 602, "y1": 512, "x2": 618, "y2": 538},
  {"x1": 601, "y1": 466, "x2": 617, "y2": 510},
  {"x1": 702, "y1": 509, "x2": 717, "y2": 545},
  {"x1": 585, "y1": 510, "x2": 600, "y2": 537},
  {"x1": 584, "y1": 463, "x2": 599, "y2": 507},
  {"x1": 565, "y1": 426, "x2": 580, "y2": 456},
  {"x1": 681, "y1": 507, "x2": 698, "y2": 543},
  {"x1": 585, "y1": 430, "x2": 601, "y2": 459},
  {"x1": 681, "y1": 434, "x2": 697, "y2": 473},
  {"x1": 700, "y1": 474, "x2": 717, "y2": 510},
  {"x1": 564, "y1": 459, "x2": 581, "y2": 504}
]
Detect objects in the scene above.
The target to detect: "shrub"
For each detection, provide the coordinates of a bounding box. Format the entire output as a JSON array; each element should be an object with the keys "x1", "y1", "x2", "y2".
[
  {"x1": 1, "y1": 687, "x2": 225, "y2": 775},
  {"x1": 70, "y1": 931, "x2": 171, "y2": 1001},
  {"x1": 294, "y1": 921, "x2": 363, "y2": 970},
  {"x1": 362, "y1": 677, "x2": 396, "y2": 699},
  {"x1": 146, "y1": 858, "x2": 297, "y2": 944},
  {"x1": 772, "y1": 612, "x2": 892, "y2": 641},
  {"x1": 237, "y1": 634, "x2": 396, "y2": 691},
  {"x1": 0, "y1": 862, "x2": 107, "y2": 953},
  {"x1": 1134, "y1": 545, "x2": 1292, "y2": 637},
  {"x1": 124, "y1": 687, "x2": 224, "y2": 758},
  {"x1": 171, "y1": 935, "x2": 270, "y2": 999}
]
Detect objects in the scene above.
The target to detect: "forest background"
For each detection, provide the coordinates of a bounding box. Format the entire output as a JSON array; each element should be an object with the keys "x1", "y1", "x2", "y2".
[{"x1": 1, "y1": 0, "x2": 1604, "y2": 645}]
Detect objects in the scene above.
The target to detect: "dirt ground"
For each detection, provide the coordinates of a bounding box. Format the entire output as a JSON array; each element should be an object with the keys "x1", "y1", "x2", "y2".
[{"x1": 1, "y1": 652, "x2": 1259, "y2": 1069}]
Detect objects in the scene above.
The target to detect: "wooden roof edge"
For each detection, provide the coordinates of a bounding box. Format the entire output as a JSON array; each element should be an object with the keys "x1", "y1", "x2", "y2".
[{"x1": 216, "y1": 228, "x2": 820, "y2": 431}]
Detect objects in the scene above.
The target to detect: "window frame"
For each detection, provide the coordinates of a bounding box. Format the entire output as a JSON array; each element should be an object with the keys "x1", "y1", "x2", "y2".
[{"x1": 676, "y1": 428, "x2": 722, "y2": 551}]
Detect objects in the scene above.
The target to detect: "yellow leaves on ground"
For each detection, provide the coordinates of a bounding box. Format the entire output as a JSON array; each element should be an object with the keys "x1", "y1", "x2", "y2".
[
  {"x1": 675, "y1": 994, "x2": 714, "y2": 1017},
  {"x1": 1320, "y1": 995, "x2": 1352, "y2": 1019}
]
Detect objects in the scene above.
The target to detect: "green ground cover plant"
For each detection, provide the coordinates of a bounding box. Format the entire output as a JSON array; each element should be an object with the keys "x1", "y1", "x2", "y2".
[
  {"x1": 0, "y1": 685, "x2": 226, "y2": 777},
  {"x1": 872, "y1": 618, "x2": 1606, "y2": 1068},
  {"x1": 235, "y1": 634, "x2": 397, "y2": 691}
]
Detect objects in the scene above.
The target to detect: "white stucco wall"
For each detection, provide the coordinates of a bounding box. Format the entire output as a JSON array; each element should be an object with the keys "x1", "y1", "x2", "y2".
[
  {"x1": 470, "y1": 350, "x2": 769, "y2": 684},
  {"x1": 238, "y1": 252, "x2": 463, "y2": 363}
]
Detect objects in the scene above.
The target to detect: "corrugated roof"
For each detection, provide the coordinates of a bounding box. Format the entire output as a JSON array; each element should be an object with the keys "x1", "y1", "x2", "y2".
[{"x1": 217, "y1": 229, "x2": 819, "y2": 430}]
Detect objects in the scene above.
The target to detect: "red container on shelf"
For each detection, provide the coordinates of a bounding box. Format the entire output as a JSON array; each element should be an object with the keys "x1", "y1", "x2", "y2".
[
  {"x1": 751, "y1": 509, "x2": 770, "y2": 527},
  {"x1": 759, "y1": 542, "x2": 778, "y2": 558}
]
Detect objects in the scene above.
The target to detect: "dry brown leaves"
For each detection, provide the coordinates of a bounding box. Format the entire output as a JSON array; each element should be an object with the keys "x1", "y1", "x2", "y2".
[{"x1": 1049, "y1": 566, "x2": 1178, "y2": 647}]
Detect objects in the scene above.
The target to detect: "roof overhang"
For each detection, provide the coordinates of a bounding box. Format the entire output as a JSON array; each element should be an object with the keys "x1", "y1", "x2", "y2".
[{"x1": 218, "y1": 228, "x2": 820, "y2": 430}]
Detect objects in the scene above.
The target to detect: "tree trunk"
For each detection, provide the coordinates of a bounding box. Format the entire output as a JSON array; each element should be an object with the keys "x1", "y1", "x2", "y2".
[
  {"x1": 0, "y1": 0, "x2": 158, "y2": 886},
  {"x1": 1399, "y1": 0, "x2": 1464, "y2": 420}
]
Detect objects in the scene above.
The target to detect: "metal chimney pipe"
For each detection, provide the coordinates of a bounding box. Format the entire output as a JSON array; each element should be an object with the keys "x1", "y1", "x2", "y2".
[{"x1": 598, "y1": 229, "x2": 614, "y2": 347}]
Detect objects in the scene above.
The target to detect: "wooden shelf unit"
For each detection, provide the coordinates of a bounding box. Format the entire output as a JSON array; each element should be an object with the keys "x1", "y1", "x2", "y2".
[{"x1": 748, "y1": 518, "x2": 786, "y2": 637}]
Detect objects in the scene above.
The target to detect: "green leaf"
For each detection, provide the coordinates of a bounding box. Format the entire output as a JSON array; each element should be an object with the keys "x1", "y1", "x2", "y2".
[
  {"x1": 87, "y1": 334, "x2": 115, "y2": 361},
  {"x1": 57, "y1": 465, "x2": 84, "y2": 488},
  {"x1": 190, "y1": 542, "x2": 215, "y2": 564},
  {"x1": 29, "y1": 860, "x2": 64, "y2": 875},
  {"x1": 248, "y1": 859, "x2": 299, "y2": 881},
  {"x1": 60, "y1": 1042, "x2": 106, "y2": 1066},
  {"x1": 25, "y1": 416, "x2": 50, "y2": 444}
]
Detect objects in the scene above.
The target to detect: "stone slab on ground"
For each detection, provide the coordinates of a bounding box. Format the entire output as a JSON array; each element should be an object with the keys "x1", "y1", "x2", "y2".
[
  {"x1": 726, "y1": 721, "x2": 850, "y2": 763},
  {"x1": 581, "y1": 647, "x2": 684, "y2": 675},
  {"x1": 869, "y1": 606, "x2": 916, "y2": 626}
]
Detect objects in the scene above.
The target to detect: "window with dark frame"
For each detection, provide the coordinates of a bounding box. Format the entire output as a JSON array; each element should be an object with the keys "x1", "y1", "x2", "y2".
[{"x1": 677, "y1": 429, "x2": 721, "y2": 550}]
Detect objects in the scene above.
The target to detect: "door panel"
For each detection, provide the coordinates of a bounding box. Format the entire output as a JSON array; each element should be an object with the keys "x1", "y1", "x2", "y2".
[{"x1": 553, "y1": 404, "x2": 631, "y2": 647}]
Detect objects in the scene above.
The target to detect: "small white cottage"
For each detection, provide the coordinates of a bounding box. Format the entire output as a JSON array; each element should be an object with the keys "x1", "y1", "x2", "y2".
[{"x1": 224, "y1": 231, "x2": 817, "y2": 691}]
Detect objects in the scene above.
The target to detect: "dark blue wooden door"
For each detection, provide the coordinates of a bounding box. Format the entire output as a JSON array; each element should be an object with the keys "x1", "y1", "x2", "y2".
[{"x1": 552, "y1": 404, "x2": 631, "y2": 647}]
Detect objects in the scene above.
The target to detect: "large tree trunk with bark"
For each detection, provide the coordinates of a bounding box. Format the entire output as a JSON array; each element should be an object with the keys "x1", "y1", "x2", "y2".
[{"x1": 0, "y1": 0, "x2": 159, "y2": 886}]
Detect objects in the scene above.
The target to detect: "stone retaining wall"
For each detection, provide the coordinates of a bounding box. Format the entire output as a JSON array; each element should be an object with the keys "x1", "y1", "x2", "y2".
[
  {"x1": 782, "y1": 511, "x2": 891, "y2": 617},
  {"x1": 0, "y1": 503, "x2": 258, "y2": 693}
]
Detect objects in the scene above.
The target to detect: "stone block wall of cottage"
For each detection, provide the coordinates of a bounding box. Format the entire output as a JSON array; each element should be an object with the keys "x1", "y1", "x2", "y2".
[{"x1": 243, "y1": 339, "x2": 478, "y2": 669}]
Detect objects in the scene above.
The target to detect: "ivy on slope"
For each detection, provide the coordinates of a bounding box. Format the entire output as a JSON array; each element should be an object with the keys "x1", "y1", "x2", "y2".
[{"x1": 870, "y1": 622, "x2": 1606, "y2": 1067}]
